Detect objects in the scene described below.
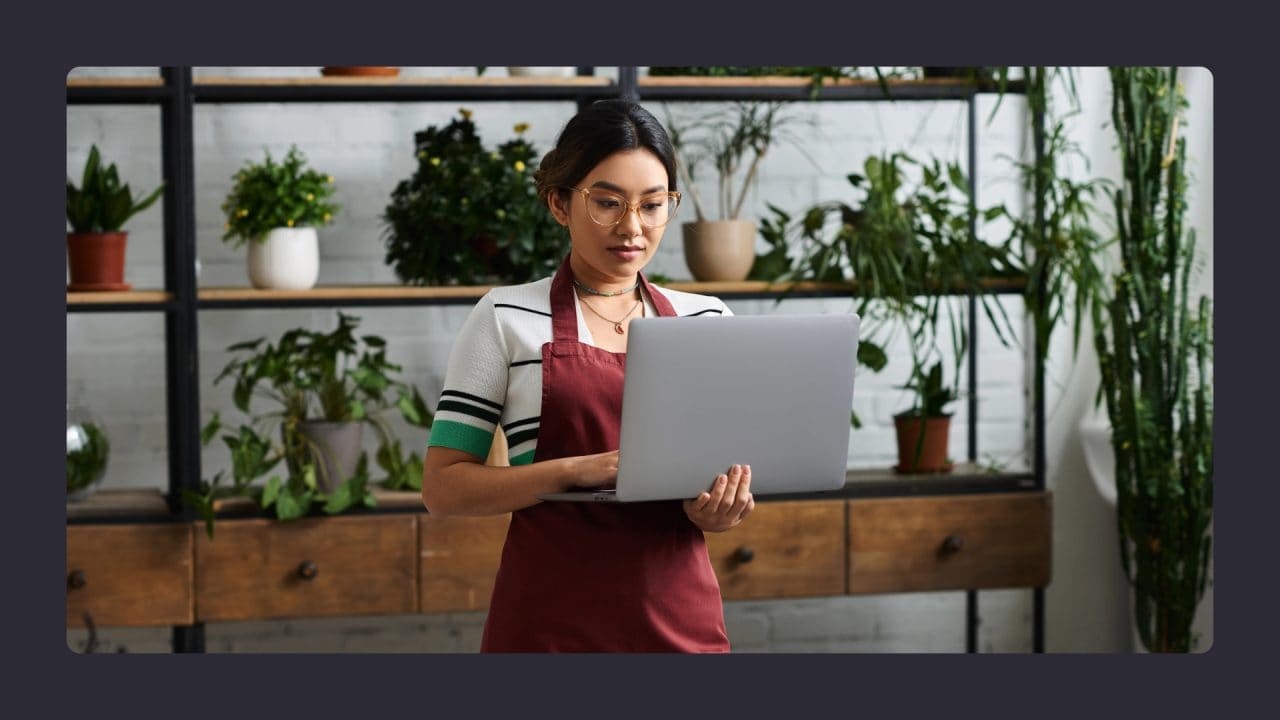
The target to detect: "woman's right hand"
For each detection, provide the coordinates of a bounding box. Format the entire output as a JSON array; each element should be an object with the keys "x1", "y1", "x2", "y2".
[{"x1": 569, "y1": 450, "x2": 619, "y2": 490}]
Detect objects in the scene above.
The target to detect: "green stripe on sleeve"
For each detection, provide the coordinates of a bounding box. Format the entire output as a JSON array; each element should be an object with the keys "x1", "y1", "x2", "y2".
[
  {"x1": 428, "y1": 419, "x2": 495, "y2": 459},
  {"x1": 509, "y1": 448, "x2": 536, "y2": 466}
]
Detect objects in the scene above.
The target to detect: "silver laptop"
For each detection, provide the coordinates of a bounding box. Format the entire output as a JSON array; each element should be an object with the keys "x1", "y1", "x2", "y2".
[{"x1": 537, "y1": 313, "x2": 859, "y2": 502}]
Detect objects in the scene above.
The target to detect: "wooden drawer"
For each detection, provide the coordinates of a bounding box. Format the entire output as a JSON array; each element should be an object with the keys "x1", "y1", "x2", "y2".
[
  {"x1": 705, "y1": 500, "x2": 846, "y2": 600},
  {"x1": 418, "y1": 514, "x2": 511, "y2": 613},
  {"x1": 66, "y1": 524, "x2": 194, "y2": 627},
  {"x1": 848, "y1": 492, "x2": 1052, "y2": 594},
  {"x1": 194, "y1": 515, "x2": 417, "y2": 622}
]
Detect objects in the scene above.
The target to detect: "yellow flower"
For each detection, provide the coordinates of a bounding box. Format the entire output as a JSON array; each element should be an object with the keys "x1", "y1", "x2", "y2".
[
  {"x1": 223, "y1": 222, "x2": 230, "y2": 230},
  {"x1": 514, "y1": 160, "x2": 526, "y2": 173},
  {"x1": 513, "y1": 122, "x2": 530, "y2": 134},
  {"x1": 323, "y1": 213, "x2": 332, "y2": 222},
  {"x1": 238, "y1": 209, "x2": 249, "y2": 217},
  {"x1": 286, "y1": 219, "x2": 295, "y2": 227},
  {"x1": 306, "y1": 193, "x2": 315, "y2": 202},
  {"x1": 327, "y1": 175, "x2": 335, "y2": 184},
  {"x1": 430, "y1": 157, "x2": 441, "y2": 167},
  {"x1": 496, "y1": 209, "x2": 506, "y2": 219},
  {"x1": 459, "y1": 108, "x2": 473, "y2": 121},
  {"x1": 461, "y1": 197, "x2": 469, "y2": 206},
  {"x1": 489, "y1": 151, "x2": 499, "y2": 161}
]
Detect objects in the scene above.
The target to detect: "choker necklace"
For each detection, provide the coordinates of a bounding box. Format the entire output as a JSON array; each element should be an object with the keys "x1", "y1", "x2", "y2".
[{"x1": 573, "y1": 277, "x2": 639, "y2": 297}]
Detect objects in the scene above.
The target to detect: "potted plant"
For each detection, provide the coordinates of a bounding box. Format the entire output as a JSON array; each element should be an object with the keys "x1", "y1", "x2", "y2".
[
  {"x1": 893, "y1": 361, "x2": 957, "y2": 472},
  {"x1": 66, "y1": 145, "x2": 164, "y2": 291},
  {"x1": 753, "y1": 151, "x2": 1018, "y2": 446},
  {"x1": 66, "y1": 405, "x2": 110, "y2": 501},
  {"x1": 1090, "y1": 67, "x2": 1213, "y2": 653},
  {"x1": 666, "y1": 101, "x2": 808, "y2": 282},
  {"x1": 382, "y1": 108, "x2": 566, "y2": 285},
  {"x1": 221, "y1": 145, "x2": 339, "y2": 290},
  {"x1": 186, "y1": 311, "x2": 432, "y2": 537}
]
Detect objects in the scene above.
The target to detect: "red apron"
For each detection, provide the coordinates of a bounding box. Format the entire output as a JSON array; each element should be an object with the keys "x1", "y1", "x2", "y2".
[{"x1": 479, "y1": 258, "x2": 730, "y2": 653}]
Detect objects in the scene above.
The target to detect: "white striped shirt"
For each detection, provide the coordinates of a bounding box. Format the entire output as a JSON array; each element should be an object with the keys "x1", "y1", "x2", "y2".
[{"x1": 427, "y1": 276, "x2": 733, "y2": 464}]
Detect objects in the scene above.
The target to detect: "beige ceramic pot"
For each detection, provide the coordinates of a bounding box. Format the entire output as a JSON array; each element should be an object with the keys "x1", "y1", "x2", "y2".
[{"x1": 681, "y1": 220, "x2": 757, "y2": 282}]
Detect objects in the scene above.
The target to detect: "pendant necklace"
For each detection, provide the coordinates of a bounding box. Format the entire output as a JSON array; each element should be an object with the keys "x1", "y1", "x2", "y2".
[{"x1": 578, "y1": 292, "x2": 643, "y2": 335}]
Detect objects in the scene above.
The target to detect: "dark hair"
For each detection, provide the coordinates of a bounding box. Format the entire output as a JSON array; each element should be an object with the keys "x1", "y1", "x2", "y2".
[{"x1": 534, "y1": 99, "x2": 677, "y2": 207}]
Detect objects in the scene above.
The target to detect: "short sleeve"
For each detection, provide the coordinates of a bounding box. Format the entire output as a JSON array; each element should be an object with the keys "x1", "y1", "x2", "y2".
[{"x1": 427, "y1": 293, "x2": 510, "y2": 459}]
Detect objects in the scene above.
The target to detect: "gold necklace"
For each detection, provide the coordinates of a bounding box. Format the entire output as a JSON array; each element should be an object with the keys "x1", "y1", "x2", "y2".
[{"x1": 578, "y1": 292, "x2": 642, "y2": 335}]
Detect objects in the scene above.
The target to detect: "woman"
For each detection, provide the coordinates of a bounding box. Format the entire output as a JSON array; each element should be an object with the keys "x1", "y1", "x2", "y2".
[{"x1": 421, "y1": 99, "x2": 754, "y2": 653}]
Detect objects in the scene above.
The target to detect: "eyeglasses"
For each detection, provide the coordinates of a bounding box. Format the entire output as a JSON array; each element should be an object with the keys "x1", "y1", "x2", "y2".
[{"x1": 565, "y1": 187, "x2": 682, "y2": 229}]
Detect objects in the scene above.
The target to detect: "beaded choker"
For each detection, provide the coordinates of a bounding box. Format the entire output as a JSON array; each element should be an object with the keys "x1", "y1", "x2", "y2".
[{"x1": 572, "y1": 277, "x2": 639, "y2": 297}]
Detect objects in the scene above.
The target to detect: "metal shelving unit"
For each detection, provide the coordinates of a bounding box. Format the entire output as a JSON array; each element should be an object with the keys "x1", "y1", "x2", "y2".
[{"x1": 66, "y1": 66, "x2": 1046, "y2": 654}]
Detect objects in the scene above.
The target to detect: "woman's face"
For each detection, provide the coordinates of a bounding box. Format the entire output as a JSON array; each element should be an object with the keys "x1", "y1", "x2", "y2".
[{"x1": 550, "y1": 148, "x2": 672, "y2": 283}]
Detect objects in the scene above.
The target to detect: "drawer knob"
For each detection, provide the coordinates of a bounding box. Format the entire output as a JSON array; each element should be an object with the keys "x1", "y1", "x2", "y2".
[
  {"x1": 297, "y1": 561, "x2": 319, "y2": 580},
  {"x1": 733, "y1": 546, "x2": 755, "y2": 564},
  {"x1": 67, "y1": 569, "x2": 87, "y2": 590},
  {"x1": 940, "y1": 534, "x2": 964, "y2": 555}
]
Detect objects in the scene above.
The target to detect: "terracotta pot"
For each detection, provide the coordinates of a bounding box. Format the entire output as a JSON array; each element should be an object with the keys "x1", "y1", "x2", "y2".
[
  {"x1": 681, "y1": 220, "x2": 757, "y2": 282},
  {"x1": 893, "y1": 414, "x2": 953, "y2": 473},
  {"x1": 67, "y1": 232, "x2": 131, "y2": 291},
  {"x1": 320, "y1": 67, "x2": 399, "y2": 77}
]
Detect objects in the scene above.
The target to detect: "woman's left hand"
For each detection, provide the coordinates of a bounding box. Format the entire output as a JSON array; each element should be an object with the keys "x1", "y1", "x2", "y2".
[{"x1": 683, "y1": 463, "x2": 754, "y2": 533}]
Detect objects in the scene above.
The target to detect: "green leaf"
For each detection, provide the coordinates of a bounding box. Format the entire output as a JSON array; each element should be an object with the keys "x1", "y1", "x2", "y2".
[
  {"x1": 274, "y1": 487, "x2": 310, "y2": 521},
  {"x1": 200, "y1": 412, "x2": 223, "y2": 447},
  {"x1": 261, "y1": 476, "x2": 281, "y2": 508},
  {"x1": 857, "y1": 341, "x2": 888, "y2": 373}
]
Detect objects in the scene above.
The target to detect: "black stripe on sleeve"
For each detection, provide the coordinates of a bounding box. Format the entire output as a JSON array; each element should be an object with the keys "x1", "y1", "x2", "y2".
[
  {"x1": 684, "y1": 308, "x2": 724, "y2": 317},
  {"x1": 436, "y1": 399, "x2": 501, "y2": 425},
  {"x1": 506, "y1": 427, "x2": 540, "y2": 447},
  {"x1": 494, "y1": 303, "x2": 552, "y2": 318},
  {"x1": 503, "y1": 416, "x2": 540, "y2": 432},
  {"x1": 510, "y1": 359, "x2": 543, "y2": 367},
  {"x1": 439, "y1": 389, "x2": 503, "y2": 411}
]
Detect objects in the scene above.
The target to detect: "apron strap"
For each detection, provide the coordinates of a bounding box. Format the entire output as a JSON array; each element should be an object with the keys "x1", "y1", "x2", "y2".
[{"x1": 550, "y1": 254, "x2": 680, "y2": 341}]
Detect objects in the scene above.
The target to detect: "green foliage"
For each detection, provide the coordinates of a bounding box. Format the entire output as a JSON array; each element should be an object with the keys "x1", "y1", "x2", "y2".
[
  {"x1": 665, "y1": 101, "x2": 809, "y2": 222},
  {"x1": 648, "y1": 66, "x2": 905, "y2": 99},
  {"x1": 894, "y1": 361, "x2": 958, "y2": 419},
  {"x1": 221, "y1": 145, "x2": 339, "y2": 248},
  {"x1": 66, "y1": 421, "x2": 109, "y2": 493},
  {"x1": 382, "y1": 109, "x2": 566, "y2": 286},
  {"x1": 188, "y1": 314, "x2": 433, "y2": 538},
  {"x1": 996, "y1": 67, "x2": 1112, "y2": 364},
  {"x1": 1093, "y1": 67, "x2": 1213, "y2": 653},
  {"x1": 754, "y1": 151, "x2": 1018, "y2": 422},
  {"x1": 66, "y1": 145, "x2": 164, "y2": 233}
]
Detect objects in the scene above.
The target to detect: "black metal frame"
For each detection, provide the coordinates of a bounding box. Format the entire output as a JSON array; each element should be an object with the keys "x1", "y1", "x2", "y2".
[{"x1": 66, "y1": 66, "x2": 1048, "y2": 654}]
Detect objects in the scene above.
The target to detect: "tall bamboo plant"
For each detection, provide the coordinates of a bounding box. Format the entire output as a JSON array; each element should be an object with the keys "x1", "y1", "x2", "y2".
[{"x1": 1094, "y1": 67, "x2": 1213, "y2": 652}]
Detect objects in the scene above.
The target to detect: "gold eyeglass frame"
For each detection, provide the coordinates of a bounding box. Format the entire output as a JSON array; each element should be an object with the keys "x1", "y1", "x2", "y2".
[{"x1": 565, "y1": 187, "x2": 682, "y2": 229}]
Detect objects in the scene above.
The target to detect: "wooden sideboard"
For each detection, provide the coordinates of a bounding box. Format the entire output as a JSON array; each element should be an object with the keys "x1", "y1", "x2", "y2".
[{"x1": 67, "y1": 470, "x2": 1051, "y2": 629}]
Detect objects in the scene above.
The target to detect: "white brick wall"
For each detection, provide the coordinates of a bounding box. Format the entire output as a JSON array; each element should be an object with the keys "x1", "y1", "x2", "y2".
[{"x1": 70, "y1": 66, "x2": 1186, "y2": 653}]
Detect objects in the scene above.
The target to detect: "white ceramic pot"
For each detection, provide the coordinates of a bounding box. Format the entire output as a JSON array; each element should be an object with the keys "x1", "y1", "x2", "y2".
[
  {"x1": 247, "y1": 227, "x2": 319, "y2": 290},
  {"x1": 506, "y1": 67, "x2": 576, "y2": 78}
]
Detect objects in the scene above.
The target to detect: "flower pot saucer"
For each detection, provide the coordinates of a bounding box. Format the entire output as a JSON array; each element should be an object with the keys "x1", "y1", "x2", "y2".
[
  {"x1": 892, "y1": 462, "x2": 954, "y2": 474},
  {"x1": 67, "y1": 281, "x2": 132, "y2": 292}
]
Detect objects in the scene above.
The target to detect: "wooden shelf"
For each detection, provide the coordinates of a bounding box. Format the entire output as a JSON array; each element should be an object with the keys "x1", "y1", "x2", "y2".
[
  {"x1": 67, "y1": 466, "x2": 1032, "y2": 524},
  {"x1": 67, "y1": 488, "x2": 171, "y2": 521},
  {"x1": 67, "y1": 77, "x2": 164, "y2": 88},
  {"x1": 636, "y1": 76, "x2": 1025, "y2": 101},
  {"x1": 195, "y1": 278, "x2": 1027, "y2": 309},
  {"x1": 192, "y1": 75, "x2": 611, "y2": 87},
  {"x1": 67, "y1": 290, "x2": 170, "y2": 304}
]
